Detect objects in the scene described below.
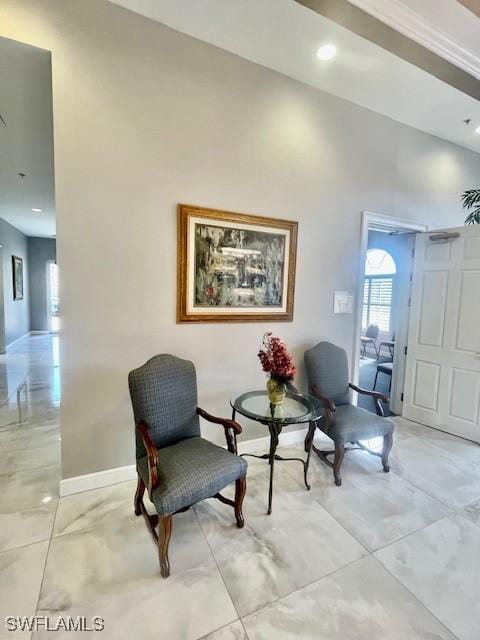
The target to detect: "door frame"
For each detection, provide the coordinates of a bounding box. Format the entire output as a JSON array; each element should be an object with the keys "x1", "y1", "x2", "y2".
[
  {"x1": 46, "y1": 259, "x2": 59, "y2": 334},
  {"x1": 0, "y1": 244, "x2": 5, "y2": 354},
  {"x1": 352, "y1": 211, "x2": 428, "y2": 414}
]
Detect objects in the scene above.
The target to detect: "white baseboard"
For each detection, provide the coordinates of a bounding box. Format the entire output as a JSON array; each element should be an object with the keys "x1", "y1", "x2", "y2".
[
  {"x1": 59, "y1": 428, "x2": 306, "y2": 497},
  {"x1": 6, "y1": 332, "x2": 31, "y2": 350},
  {"x1": 6, "y1": 331, "x2": 50, "y2": 351},
  {"x1": 60, "y1": 464, "x2": 137, "y2": 497},
  {"x1": 237, "y1": 427, "x2": 305, "y2": 454}
]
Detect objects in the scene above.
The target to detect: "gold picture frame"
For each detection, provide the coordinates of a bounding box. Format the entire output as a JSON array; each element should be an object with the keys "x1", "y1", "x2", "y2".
[{"x1": 177, "y1": 204, "x2": 298, "y2": 323}]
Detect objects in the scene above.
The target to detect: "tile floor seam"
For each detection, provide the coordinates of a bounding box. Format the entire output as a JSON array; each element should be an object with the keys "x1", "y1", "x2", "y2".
[
  {"x1": 51, "y1": 500, "x2": 135, "y2": 539},
  {"x1": 192, "y1": 506, "x2": 242, "y2": 639},
  {"x1": 373, "y1": 513, "x2": 455, "y2": 555},
  {"x1": 385, "y1": 468, "x2": 457, "y2": 511},
  {"x1": 461, "y1": 506, "x2": 480, "y2": 528},
  {"x1": 50, "y1": 510, "x2": 137, "y2": 542},
  {"x1": 278, "y1": 449, "x2": 448, "y2": 554},
  {"x1": 238, "y1": 549, "x2": 372, "y2": 621},
  {"x1": 239, "y1": 619, "x2": 251, "y2": 640},
  {"x1": 0, "y1": 531, "x2": 55, "y2": 556},
  {"x1": 370, "y1": 553, "x2": 461, "y2": 640},
  {"x1": 367, "y1": 512, "x2": 452, "y2": 553},
  {"x1": 305, "y1": 480, "x2": 452, "y2": 554},
  {"x1": 385, "y1": 468, "x2": 471, "y2": 510},
  {"x1": 197, "y1": 619, "x2": 251, "y2": 640},
  {"x1": 252, "y1": 458, "x2": 372, "y2": 556},
  {"x1": 0, "y1": 462, "x2": 59, "y2": 478},
  {"x1": 33, "y1": 496, "x2": 60, "y2": 620},
  {"x1": 0, "y1": 460, "x2": 60, "y2": 478}
]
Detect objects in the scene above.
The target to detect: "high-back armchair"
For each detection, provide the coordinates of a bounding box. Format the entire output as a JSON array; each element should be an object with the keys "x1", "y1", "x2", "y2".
[
  {"x1": 129, "y1": 354, "x2": 247, "y2": 577},
  {"x1": 304, "y1": 342, "x2": 394, "y2": 486}
]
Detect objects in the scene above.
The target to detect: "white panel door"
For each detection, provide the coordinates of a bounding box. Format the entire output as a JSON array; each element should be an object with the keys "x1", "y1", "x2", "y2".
[{"x1": 403, "y1": 225, "x2": 480, "y2": 442}]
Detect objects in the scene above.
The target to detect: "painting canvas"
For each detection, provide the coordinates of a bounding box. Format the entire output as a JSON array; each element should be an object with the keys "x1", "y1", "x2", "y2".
[
  {"x1": 177, "y1": 204, "x2": 297, "y2": 322},
  {"x1": 12, "y1": 255, "x2": 24, "y2": 301}
]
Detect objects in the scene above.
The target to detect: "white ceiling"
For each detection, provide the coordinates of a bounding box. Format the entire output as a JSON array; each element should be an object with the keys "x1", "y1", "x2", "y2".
[
  {"x1": 348, "y1": 0, "x2": 480, "y2": 79},
  {"x1": 0, "y1": 37, "x2": 55, "y2": 238},
  {"x1": 110, "y1": 0, "x2": 480, "y2": 154}
]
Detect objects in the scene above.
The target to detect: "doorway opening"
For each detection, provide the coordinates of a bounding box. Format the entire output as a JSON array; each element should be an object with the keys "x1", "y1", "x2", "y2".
[
  {"x1": 47, "y1": 260, "x2": 59, "y2": 333},
  {"x1": 353, "y1": 212, "x2": 428, "y2": 417},
  {"x1": 0, "y1": 36, "x2": 58, "y2": 449}
]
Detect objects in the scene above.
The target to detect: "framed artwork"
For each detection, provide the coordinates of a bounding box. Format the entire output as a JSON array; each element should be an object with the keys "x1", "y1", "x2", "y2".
[
  {"x1": 12, "y1": 255, "x2": 24, "y2": 301},
  {"x1": 177, "y1": 204, "x2": 298, "y2": 322}
]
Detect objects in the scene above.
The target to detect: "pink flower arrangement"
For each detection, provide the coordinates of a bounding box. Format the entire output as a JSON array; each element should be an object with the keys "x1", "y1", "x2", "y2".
[{"x1": 257, "y1": 332, "x2": 297, "y2": 382}]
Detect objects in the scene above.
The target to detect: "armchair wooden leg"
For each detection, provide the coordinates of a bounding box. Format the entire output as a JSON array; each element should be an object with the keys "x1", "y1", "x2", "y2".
[
  {"x1": 382, "y1": 432, "x2": 393, "y2": 473},
  {"x1": 333, "y1": 443, "x2": 345, "y2": 486},
  {"x1": 158, "y1": 515, "x2": 172, "y2": 578},
  {"x1": 134, "y1": 474, "x2": 145, "y2": 516},
  {"x1": 234, "y1": 476, "x2": 246, "y2": 528}
]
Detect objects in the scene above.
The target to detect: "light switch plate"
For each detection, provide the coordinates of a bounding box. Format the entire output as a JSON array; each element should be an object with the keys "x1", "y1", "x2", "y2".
[{"x1": 334, "y1": 290, "x2": 354, "y2": 314}]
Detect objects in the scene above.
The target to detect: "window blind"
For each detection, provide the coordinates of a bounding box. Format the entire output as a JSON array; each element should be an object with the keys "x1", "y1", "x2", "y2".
[{"x1": 363, "y1": 276, "x2": 393, "y2": 332}]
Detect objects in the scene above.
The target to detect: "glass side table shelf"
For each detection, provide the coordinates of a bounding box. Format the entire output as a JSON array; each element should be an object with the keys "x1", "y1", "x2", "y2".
[{"x1": 230, "y1": 390, "x2": 323, "y2": 514}]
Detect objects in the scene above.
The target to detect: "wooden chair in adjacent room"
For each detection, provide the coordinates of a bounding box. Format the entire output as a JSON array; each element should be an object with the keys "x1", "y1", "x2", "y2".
[{"x1": 360, "y1": 324, "x2": 379, "y2": 358}]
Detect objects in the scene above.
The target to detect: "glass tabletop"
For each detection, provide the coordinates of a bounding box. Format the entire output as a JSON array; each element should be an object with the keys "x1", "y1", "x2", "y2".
[{"x1": 231, "y1": 389, "x2": 323, "y2": 425}]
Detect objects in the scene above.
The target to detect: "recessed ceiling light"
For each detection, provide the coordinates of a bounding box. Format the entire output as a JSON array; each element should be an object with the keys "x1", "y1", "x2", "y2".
[
  {"x1": 32, "y1": 208, "x2": 42, "y2": 213},
  {"x1": 316, "y1": 44, "x2": 337, "y2": 61},
  {"x1": 476, "y1": 125, "x2": 480, "y2": 134},
  {"x1": 42, "y1": 496, "x2": 52, "y2": 504}
]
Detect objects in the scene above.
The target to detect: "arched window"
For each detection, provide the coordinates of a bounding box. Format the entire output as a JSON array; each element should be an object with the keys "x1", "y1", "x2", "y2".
[
  {"x1": 363, "y1": 249, "x2": 396, "y2": 333},
  {"x1": 365, "y1": 248, "x2": 396, "y2": 276}
]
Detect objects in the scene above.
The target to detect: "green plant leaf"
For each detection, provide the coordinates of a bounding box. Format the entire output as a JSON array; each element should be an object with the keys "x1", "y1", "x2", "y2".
[
  {"x1": 461, "y1": 189, "x2": 480, "y2": 225},
  {"x1": 465, "y1": 209, "x2": 480, "y2": 225}
]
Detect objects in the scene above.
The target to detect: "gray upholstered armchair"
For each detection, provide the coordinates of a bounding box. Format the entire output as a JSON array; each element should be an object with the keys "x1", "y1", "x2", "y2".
[
  {"x1": 304, "y1": 342, "x2": 394, "y2": 486},
  {"x1": 128, "y1": 354, "x2": 247, "y2": 578}
]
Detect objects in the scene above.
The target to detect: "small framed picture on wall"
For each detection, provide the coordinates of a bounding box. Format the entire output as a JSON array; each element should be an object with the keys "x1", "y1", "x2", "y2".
[{"x1": 12, "y1": 255, "x2": 24, "y2": 301}]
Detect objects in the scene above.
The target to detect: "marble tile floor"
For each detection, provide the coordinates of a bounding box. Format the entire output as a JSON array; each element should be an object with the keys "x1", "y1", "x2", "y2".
[{"x1": 1, "y1": 336, "x2": 480, "y2": 639}]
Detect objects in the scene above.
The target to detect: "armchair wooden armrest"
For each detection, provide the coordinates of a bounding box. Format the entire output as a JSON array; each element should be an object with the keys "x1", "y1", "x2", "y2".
[
  {"x1": 349, "y1": 383, "x2": 388, "y2": 417},
  {"x1": 137, "y1": 421, "x2": 159, "y2": 498},
  {"x1": 310, "y1": 384, "x2": 336, "y2": 428},
  {"x1": 197, "y1": 407, "x2": 242, "y2": 454}
]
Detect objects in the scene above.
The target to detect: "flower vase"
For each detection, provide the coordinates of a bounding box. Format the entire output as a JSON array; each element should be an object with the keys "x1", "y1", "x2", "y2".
[{"x1": 266, "y1": 377, "x2": 287, "y2": 405}]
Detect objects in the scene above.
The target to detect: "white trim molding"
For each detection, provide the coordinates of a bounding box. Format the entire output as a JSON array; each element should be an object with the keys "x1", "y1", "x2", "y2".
[
  {"x1": 5, "y1": 332, "x2": 32, "y2": 351},
  {"x1": 7, "y1": 331, "x2": 52, "y2": 350},
  {"x1": 60, "y1": 464, "x2": 138, "y2": 496},
  {"x1": 348, "y1": 0, "x2": 480, "y2": 80},
  {"x1": 59, "y1": 428, "x2": 307, "y2": 496},
  {"x1": 237, "y1": 427, "x2": 306, "y2": 455}
]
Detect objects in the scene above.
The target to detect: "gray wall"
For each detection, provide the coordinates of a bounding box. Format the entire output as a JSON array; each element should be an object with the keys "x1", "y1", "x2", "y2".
[
  {"x1": 0, "y1": 217, "x2": 30, "y2": 346},
  {"x1": 28, "y1": 237, "x2": 56, "y2": 332},
  {"x1": 2, "y1": 0, "x2": 479, "y2": 479}
]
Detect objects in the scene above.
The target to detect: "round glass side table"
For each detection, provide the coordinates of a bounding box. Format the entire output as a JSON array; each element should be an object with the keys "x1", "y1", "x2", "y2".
[{"x1": 230, "y1": 390, "x2": 324, "y2": 514}]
